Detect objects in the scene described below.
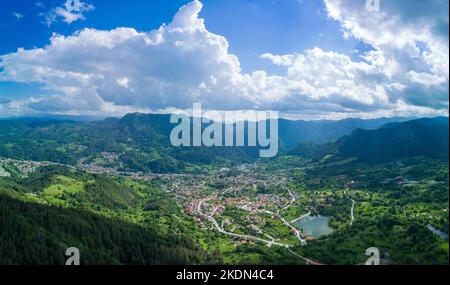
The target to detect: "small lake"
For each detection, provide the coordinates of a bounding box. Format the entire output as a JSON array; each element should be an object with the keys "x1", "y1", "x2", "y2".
[
  {"x1": 293, "y1": 215, "x2": 333, "y2": 238},
  {"x1": 427, "y1": 225, "x2": 449, "y2": 239}
]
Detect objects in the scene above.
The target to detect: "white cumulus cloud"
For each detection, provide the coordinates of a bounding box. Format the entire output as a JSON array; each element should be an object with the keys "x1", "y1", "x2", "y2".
[
  {"x1": 42, "y1": 0, "x2": 94, "y2": 26},
  {"x1": 323, "y1": 0, "x2": 449, "y2": 109},
  {"x1": 0, "y1": 0, "x2": 448, "y2": 119}
]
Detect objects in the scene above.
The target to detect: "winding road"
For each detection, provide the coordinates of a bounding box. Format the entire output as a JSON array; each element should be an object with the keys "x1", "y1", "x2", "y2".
[
  {"x1": 197, "y1": 199, "x2": 289, "y2": 248},
  {"x1": 197, "y1": 196, "x2": 315, "y2": 263},
  {"x1": 350, "y1": 199, "x2": 356, "y2": 226},
  {"x1": 291, "y1": 211, "x2": 311, "y2": 224}
]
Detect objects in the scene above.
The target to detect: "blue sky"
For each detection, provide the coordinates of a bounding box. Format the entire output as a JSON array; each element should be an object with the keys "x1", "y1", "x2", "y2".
[
  {"x1": 0, "y1": 0, "x2": 448, "y2": 119},
  {"x1": 0, "y1": 0, "x2": 367, "y2": 69}
]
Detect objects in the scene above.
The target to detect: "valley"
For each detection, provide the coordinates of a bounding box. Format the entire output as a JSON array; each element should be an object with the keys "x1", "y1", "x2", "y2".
[
  {"x1": 1, "y1": 151, "x2": 448, "y2": 265},
  {"x1": 0, "y1": 115, "x2": 448, "y2": 265}
]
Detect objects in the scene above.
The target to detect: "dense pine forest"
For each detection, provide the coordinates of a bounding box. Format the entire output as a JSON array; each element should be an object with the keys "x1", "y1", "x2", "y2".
[
  {"x1": 0, "y1": 164, "x2": 218, "y2": 265},
  {"x1": 0, "y1": 194, "x2": 209, "y2": 265}
]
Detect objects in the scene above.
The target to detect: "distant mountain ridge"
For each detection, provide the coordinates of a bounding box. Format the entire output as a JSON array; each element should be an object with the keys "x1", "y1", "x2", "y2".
[
  {"x1": 278, "y1": 116, "x2": 416, "y2": 149},
  {"x1": 1, "y1": 114, "x2": 445, "y2": 172},
  {"x1": 289, "y1": 117, "x2": 449, "y2": 163},
  {"x1": 2, "y1": 113, "x2": 415, "y2": 147}
]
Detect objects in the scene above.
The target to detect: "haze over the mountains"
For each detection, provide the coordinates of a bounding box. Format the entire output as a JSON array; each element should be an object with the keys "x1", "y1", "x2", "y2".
[
  {"x1": 289, "y1": 117, "x2": 449, "y2": 163},
  {"x1": 1, "y1": 114, "x2": 448, "y2": 173}
]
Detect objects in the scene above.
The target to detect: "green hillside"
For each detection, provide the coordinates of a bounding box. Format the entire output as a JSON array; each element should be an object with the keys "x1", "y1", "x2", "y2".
[{"x1": 289, "y1": 117, "x2": 449, "y2": 163}]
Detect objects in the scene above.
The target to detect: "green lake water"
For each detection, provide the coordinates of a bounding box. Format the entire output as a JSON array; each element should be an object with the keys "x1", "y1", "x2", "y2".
[{"x1": 294, "y1": 215, "x2": 333, "y2": 238}]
